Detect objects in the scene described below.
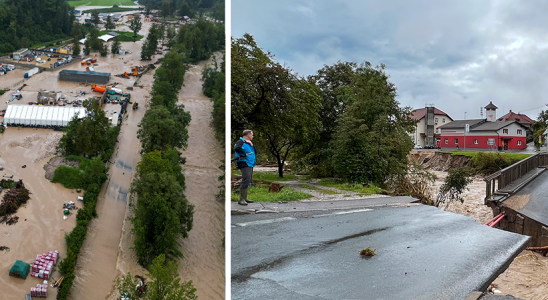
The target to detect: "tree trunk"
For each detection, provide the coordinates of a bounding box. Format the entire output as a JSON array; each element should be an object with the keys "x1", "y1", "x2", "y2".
[{"x1": 276, "y1": 156, "x2": 284, "y2": 178}]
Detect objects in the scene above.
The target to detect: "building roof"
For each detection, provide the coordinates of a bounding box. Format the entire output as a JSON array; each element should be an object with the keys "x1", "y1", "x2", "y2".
[
  {"x1": 437, "y1": 119, "x2": 485, "y2": 129},
  {"x1": 497, "y1": 110, "x2": 535, "y2": 124},
  {"x1": 485, "y1": 101, "x2": 498, "y2": 110},
  {"x1": 439, "y1": 119, "x2": 528, "y2": 131},
  {"x1": 59, "y1": 70, "x2": 111, "y2": 77},
  {"x1": 98, "y1": 34, "x2": 115, "y2": 42},
  {"x1": 410, "y1": 107, "x2": 453, "y2": 121},
  {"x1": 108, "y1": 32, "x2": 121, "y2": 37}
]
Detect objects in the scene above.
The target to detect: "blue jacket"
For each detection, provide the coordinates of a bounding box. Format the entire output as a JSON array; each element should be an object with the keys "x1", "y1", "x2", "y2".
[{"x1": 234, "y1": 137, "x2": 256, "y2": 168}]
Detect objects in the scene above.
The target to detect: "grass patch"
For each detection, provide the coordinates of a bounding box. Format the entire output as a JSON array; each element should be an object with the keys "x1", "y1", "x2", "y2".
[
  {"x1": 0, "y1": 90, "x2": 5, "y2": 95},
  {"x1": 68, "y1": 0, "x2": 136, "y2": 7},
  {"x1": 231, "y1": 184, "x2": 312, "y2": 202},
  {"x1": 318, "y1": 178, "x2": 386, "y2": 195},
  {"x1": 99, "y1": 30, "x2": 143, "y2": 41},
  {"x1": 298, "y1": 184, "x2": 340, "y2": 195},
  {"x1": 442, "y1": 151, "x2": 532, "y2": 161},
  {"x1": 83, "y1": 7, "x2": 141, "y2": 13},
  {"x1": 232, "y1": 170, "x2": 296, "y2": 183}
]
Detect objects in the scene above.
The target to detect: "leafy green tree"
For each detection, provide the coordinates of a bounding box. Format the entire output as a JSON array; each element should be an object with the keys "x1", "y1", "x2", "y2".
[
  {"x1": 130, "y1": 159, "x2": 194, "y2": 265},
  {"x1": 129, "y1": 16, "x2": 143, "y2": 42},
  {"x1": 232, "y1": 34, "x2": 321, "y2": 177},
  {"x1": 57, "y1": 99, "x2": 110, "y2": 158},
  {"x1": 91, "y1": 11, "x2": 100, "y2": 27},
  {"x1": 166, "y1": 25, "x2": 177, "y2": 48},
  {"x1": 116, "y1": 255, "x2": 197, "y2": 300},
  {"x1": 99, "y1": 42, "x2": 108, "y2": 57},
  {"x1": 83, "y1": 39, "x2": 91, "y2": 55},
  {"x1": 105, "y1": 15, "x2": 115, "y2": 30},
  {"x1": 111, "y1": 39, "x2": 121, "y2": 55},
  {"x1": 292, "y1": 62, "x2": 360, "y2": 177},
  {"x1": 331, "y1": 62, "x2": 416, "y2": 184},
  {"x1": 435, "y1": 168, "x2": 472, "y2": 207},
  {"x1": 179, "y1": 2, "x2": 192, "y2": 18},
  {"x1": 137, "y1": 106, "x2": 190, "y2": 154},
  {"x1": 212, "y1": 1, "x2": 224, "y2": 21},
  {"x1": 154, "y1": 51, "x2": 186, "y2": 90},
  {"x1": 141, "y1": 39, "x2": 151, "y2": 60},
  {"x1": 89, "y1": 27, "x2": 101, "y2": 51},
  {"x1": 72, "y1": 36, "x2": 81, "y2": 56},
  {"x1": 162, "y1": 1, "x2": 171, "y2": 18}
]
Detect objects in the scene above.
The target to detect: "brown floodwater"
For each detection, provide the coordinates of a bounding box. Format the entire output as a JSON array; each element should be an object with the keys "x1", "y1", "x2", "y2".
[
  {"x1": 0, "y1": 128, "x2": 80, "y2": 300},
  {"x1": 1, "y1": 15, "x2": 224, "y2": 299},
  {"x1": 175, "y1": 53, "x2": 225, "y2": 300}
]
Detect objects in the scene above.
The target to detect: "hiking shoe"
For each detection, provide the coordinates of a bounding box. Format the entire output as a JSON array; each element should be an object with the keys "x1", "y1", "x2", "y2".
[
  {"x1": 238, "y1": 200, "x2": 248, "y2": 206},
  {"x1": 245, "y1": 199, "x2": 255, "y2": 203}
]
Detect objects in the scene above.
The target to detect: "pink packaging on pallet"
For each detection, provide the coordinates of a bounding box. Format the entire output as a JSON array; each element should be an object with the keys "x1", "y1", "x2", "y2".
[
  {"x1": 44, "y1": 271, "x2": 49, "y2": 280},
  {"x1": 32, "y1": 265, "x2": 37, "y2": 272},
  {"x1": 45, "y1": 266, "x2": 51, "y2": 272},
  {"x1": 38, "y1": 270, "x2": 44, "y2": 279},
  {"x1": 30, "y1": 287, "x2": 36, "y2": 297},
  {"x1": 31, "y1": 272, "x2": 36, "y2": 277},
  {"x1": 48, "y1": 250, "x2": 53, "y2": 255},
  {"x1": 36, "y1": 287, "x2": 41, "y2": 295}
]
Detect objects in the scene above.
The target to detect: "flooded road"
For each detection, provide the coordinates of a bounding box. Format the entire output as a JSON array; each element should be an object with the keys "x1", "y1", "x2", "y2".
[{"x1": 176, "y1": 54, "x2": 225, "y2": 299}]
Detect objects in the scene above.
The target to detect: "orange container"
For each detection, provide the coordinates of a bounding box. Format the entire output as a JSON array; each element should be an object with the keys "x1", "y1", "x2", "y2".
[{"x1": 94, "y1": 87, "x2": 106, "y2": 93}]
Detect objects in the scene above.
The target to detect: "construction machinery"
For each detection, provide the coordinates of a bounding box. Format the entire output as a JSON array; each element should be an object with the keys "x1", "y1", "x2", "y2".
[
  {"x1": 115, "y1": 66, "x2": 147, "y2": 79},
  {"x1": 133, "y1": 101, "x2": 138, "y2": 110},
  {"x1": 91, "y1": 84, "x2": 106, "y2": 93},
  {"x1": 86, "y1": 66, "x2": 94, "y2": 72}
]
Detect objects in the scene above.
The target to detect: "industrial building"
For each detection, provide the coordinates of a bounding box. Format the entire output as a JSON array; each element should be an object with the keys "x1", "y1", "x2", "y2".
[
  {"x1": 3, "y1": 105, "x2": 86, "y2": 127},
  {"x1": 37, "y1": 90, "x2": 62, "y2": 105},
  {"x1": 58, "y1": 70, "x2": 111, "y2": 84}
]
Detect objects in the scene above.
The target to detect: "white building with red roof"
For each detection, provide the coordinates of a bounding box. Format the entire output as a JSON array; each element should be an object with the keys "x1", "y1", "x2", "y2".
[{"x1": 409, "y1": 106, "x2": 453, "y2": 148}]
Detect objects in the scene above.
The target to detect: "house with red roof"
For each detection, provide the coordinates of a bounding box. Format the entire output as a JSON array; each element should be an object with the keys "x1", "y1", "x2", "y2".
[
  {"x1": 497, "y1": 110, "x2": 534, "y2": 133},
  {"x1": 438, "y1": 102, "x2": 527, "y2": 150},
  {"x1": 409, "y1": 106, "x2": 453, "y2": 148}
]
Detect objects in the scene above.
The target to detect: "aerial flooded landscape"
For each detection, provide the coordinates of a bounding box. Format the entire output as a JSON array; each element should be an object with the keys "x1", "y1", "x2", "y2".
[{"x1": 0, "y1": 0, "x2": 225, "y2": 299}]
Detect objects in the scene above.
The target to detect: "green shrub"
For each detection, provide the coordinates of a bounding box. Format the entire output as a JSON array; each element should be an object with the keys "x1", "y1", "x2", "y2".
[
  {"x1": 470, "y1": 152, "x2": 515, "y2": 175},
  {"x1": 0, "y1": 90, "x2": 5, "y2": 95},
  {"x1": 51, "y1": 166, "x2": 83, "y2": 189},
  {"x1": 435, "y1": 168, "x2": 472, "y2": 207}
]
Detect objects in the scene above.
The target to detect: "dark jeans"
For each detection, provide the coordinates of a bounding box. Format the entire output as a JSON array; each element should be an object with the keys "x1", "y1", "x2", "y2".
[{"x1": 240, "y1": 166, "x2": 253, "y2": 189}]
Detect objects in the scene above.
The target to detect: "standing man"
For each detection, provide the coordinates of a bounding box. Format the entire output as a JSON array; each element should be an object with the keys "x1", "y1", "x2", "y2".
[{"x1": 234, "y1": 130, "x2": 256, "y2": 206}]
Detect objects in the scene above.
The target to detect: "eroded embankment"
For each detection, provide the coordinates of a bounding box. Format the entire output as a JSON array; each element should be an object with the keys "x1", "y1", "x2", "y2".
[{"x1": 408, "y1": 151, "x2": 472, "y2": 171}]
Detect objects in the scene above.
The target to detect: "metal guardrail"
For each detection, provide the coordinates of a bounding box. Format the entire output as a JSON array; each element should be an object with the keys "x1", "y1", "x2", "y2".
[{"x1": 484, "y1": 153, "x2": 548, "y2": 202}]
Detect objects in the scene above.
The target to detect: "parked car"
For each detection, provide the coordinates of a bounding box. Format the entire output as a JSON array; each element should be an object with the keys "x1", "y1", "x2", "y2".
[{"x1": 414, "y1": 145, "x2": 422, "y2": 149}]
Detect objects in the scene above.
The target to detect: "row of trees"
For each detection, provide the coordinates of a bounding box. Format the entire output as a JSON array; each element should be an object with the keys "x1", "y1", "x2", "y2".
[
  {"x1": 202, "y1": 54, "x2": 225, "y2": 141},
  {"x1": 232, "y1": 34, "x2": 417, "y2": 184},
  {"x1": 0, "y1": 0, "x2": 73, "y2": 54},
  {"x1": 132, "y1": 34, "x2": 193, "y2": 267},
  {"x1": 54, "y1": 99, "x2": 122, "y2": 299}
]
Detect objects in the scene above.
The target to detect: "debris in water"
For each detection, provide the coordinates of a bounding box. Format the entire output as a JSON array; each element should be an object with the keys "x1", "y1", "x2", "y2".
[
  {"x1": 359, "y1": 247, "x2": 376, "y2": 257},
  {"x1": 22, "y1": 165, "x2": 26, "y2": 168},
  {"x1": 0, "y1": 246, "x2": 10, "y2": 252}
]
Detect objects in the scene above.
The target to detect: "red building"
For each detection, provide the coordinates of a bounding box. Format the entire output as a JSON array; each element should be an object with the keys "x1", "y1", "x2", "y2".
[{"x1": 438, "y1": 102, "x2": 528, "y2": 150}]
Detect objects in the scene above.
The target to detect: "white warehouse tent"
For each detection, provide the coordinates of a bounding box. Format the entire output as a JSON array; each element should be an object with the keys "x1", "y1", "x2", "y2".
[{"x1": 4, "y1": 105, "x2": 86, "y2": 127}]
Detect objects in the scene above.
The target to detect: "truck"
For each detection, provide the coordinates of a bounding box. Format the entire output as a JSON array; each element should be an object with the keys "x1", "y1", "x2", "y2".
[{"x1": 24, "y1": 67, "x2": 39, "y2": 78}]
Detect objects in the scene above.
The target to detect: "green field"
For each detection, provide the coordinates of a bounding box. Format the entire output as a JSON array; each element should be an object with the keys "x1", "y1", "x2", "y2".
[
  {"x1": 318, "y1": 178, "x2": 386, "y2": 195},
  {"x1": 99, "y1": 30, "x2": 143, "y2": 41},
  {"x1": 83, "y1": 7, "x2": 140, "y2": 13},
  {"x1": 68, "y1": 0, "x2": 136, "y2": 7}
]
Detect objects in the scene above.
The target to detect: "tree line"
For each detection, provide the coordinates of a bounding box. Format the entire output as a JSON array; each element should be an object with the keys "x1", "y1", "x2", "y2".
[
  {"x1": 0, "y1": 0, "x2": 73, "y2": 54},
  {"x1": 232, "y1": 34, "x2": 417, "y2": 185},
  {"x1": 53, "y1": 100, "x2": 122, "y2": 299}
]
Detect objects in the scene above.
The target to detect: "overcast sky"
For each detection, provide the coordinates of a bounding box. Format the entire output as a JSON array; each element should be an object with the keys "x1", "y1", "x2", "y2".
[{"x1": 232, "y1": 0, "x2": 548, "y2": 121}]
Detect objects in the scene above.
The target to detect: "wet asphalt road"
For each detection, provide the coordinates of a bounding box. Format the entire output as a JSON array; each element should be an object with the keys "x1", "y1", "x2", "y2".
[
  {"x1": 511, "y1": 170, "x2": 548, "y2": 225},
  {"x1": 232, "y1": 205, "x2": 530, "y2": 300}
]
